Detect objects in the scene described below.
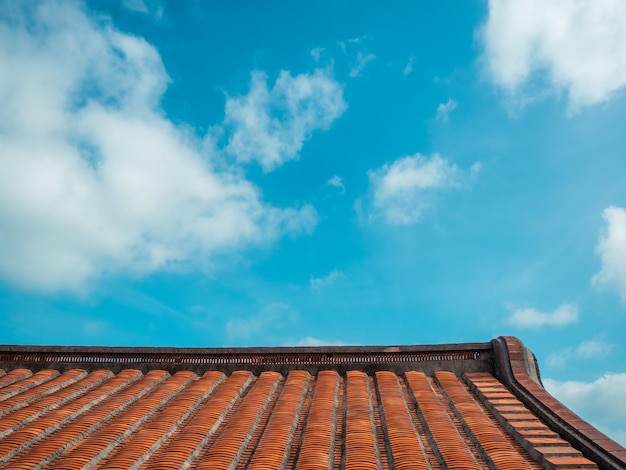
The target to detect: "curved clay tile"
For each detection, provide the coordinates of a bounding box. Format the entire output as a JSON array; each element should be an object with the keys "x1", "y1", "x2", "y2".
[
  {"x1": 195, "y1": 371, "x2": 282, "y2": 469},
  {"x1": 247, "y1": 370, "x2": 309, "y2": 469},
  {"x1": 145, "y1": 370, "x2": 253, "y2": 469},
  {"x1": 0, "y1": 337, "x2": 619, "y2": 469},
  {"x1": 295, "y1": 369, "x2": 339, "y2": 470}
]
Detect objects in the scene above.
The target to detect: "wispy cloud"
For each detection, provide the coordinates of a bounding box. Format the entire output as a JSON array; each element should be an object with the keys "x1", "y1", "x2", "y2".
[
  {"x1": 6, "y1": 307, "x2": 121, "y2": 345},
  {"x1": 544, "y1": 373, "x2": 626, "y2": 446},
  {"x1": 310, "y1": 269, "x2": 345, "y2": 290},
  {"x1": 546, "y1": 337, "x2": 615, "y2": 368},
  {"x1": 507, "y1": 303, "x2": 578, "y2": 328},
  {"x1": 310, "y1": 47, "x2": 325, "y2": 63},
  {"x1": 436, "y1": 99, "x2": 457, "y2": 122},
  {"x1": 545, "y1": 352, "x2": 569, "y2": 369},
  {"x1": 339, "y1": 36, "x2": 376, "y2": 78},
  {"x1": 122, "y1": 0, "x2": 164, "y2": 19},
  {"x1": 470, "y1": 162, "x2": 482, "y2": 176},
  {"x1": 226, "y1": 303, "x2": 298, "y2": 341},
  {"x1": 366, "y1": 153, "x2": 474, "y2": 225},
  {"x1": 403, "y1": 55, "x2": 416, "y2": 75},
  {"x1": 481, "y1": 0, "x2": 626, "y2": 110},
  {"x1": 283, "y1": 337, "x2": 350, "y2": 347},
  {"x1": 327, "y1": 175, "x2": 345, "y2": 193},
  {"x1": 576, "y1": 338, "x2": 615, "y2": 358},
  {"x1": 223, "y1": 69, "x2": 347, "y2": 172},
  {"x1": 593, "y1": 206, "x2": 626, "y2": 301},
  {"x1": 0, "y1": 2, "x2": 318, "y2": 293},
  {"x1": 349, "y1": 52, "x2": 376, "y2": 78}
]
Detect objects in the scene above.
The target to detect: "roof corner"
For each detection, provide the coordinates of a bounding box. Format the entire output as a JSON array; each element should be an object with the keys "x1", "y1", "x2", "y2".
[{"x1": 492, "y1": 336, "x2": 626, "y2": 470}]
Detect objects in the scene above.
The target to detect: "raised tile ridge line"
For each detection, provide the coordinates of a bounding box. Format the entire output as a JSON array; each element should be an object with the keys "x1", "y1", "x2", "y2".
[
  {"x1": 492, "y1": 336, "x2": 626, "y2": 470},
  {"x1": 0, "y1": 342, "x2": 493, "y2": 375}
]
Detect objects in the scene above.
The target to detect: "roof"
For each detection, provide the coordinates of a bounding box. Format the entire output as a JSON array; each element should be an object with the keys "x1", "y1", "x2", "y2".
[{"x1": 0, "y1": 336, "x2": 624, "y2": 470}]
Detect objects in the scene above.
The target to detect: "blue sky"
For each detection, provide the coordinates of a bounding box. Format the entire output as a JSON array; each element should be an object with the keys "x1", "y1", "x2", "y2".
[{"x1": 1, "y1": 0, "x2": 626, "y2": 445}]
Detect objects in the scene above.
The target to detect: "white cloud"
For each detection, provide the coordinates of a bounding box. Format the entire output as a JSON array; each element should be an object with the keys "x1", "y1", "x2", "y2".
[
  {"x1": 122, "y1": 0, "x2": 164, "y2": 19},
  {"x1": 284, "y1": 337, "x2": 350, "y2": 347},
  {"x1": 349, "y1": 52, "x2": 376, "y2": 78},
  {"x1": 436, "y1": 99, "x2": 458, "y2": 122},
  {"x1": 508, "y1": 303, "x2": 578, "y2": 328},
  {"x1": 338, "y1": 37, "x2": 376, "y2": 78},
  {"x1": 310, "y1": 269, "x2": 345, "y2": 290},
  {"x1": 403, "y1": 56, "x2": 416, "y2": 75},
  {"x1": 0, "y1": 1, "x2": 317, "y2": 293},
  {"x1": 576, "y1": 338, "x2": 615, "y2": 358},
  {"x1": 83, "y1": 320, "x2": 109, "y2": 337},
  {"x1": 226, "y1": 303, "x2": 298, "y2": 340},
  {"x1": 310, "y1": 47, "x2": 325, "y2": 63},
  {"x1": 546, "y1": 352, "x2": 569, "y2": 369},
  {"x1": 470, "y1": 162, "x2": 482, "y2": 176},
  {"x1": 546, "y1": 337, "x2": 614, "y2": 368},
  {"x1": 123, "y1": 0, "x2": 147, "y2": 13},
  {"x1": 482, "y1": 0, "x2": 626, "y2": 110},
  {"x1": 544, "y1": 373, "x2": 626, "y2": 446},
  {"x1": 593, "y1": 206, "x2": 626, "y2": 301},
  {"x1": 327, "y1": 175, "x2": 345, "y2": 193},
  {"x1": 367, "y1": 153, "x2": 468, "y2": 225},
  {"x1": 223, "y1": 69, "x2": 346, "y2": 172}
]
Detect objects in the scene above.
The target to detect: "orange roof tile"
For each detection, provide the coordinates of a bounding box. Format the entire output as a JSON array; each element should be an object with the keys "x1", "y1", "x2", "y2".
[{"x1": 0, "y1": 337, "x2": 623, "y2": 469}]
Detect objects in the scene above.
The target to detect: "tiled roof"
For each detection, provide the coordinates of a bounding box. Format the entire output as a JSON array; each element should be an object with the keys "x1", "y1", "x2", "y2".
[{"x1": 0, "y1": 337, "x2": 623, "y2": 469}]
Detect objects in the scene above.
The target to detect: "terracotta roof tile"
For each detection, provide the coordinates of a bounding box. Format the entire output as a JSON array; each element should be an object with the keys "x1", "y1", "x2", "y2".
[
  {"x1": 295, "y1": 369, "x2": 338, "y2": 470},
  {"x1": 196, "y1": 371, "x2": 282, "y2": 469},
  {"x1": 145, "y1": 370, "x2": 251, "y2": 468},
  {"x1": 344, "y1": 370, "x2": 381, "y2": 469},
  {"x1": 0, "y1": 367, "x2": 555, "y2": 469},
  {"x1": 0, "y1": 369, "x2": 32, "y2": 389},
  {"x1": 0, "y1": 337, "x2": 623, "y2": 469},
  {"x1": 99, "y1": 370, "x2": 225, "y2": 468}
]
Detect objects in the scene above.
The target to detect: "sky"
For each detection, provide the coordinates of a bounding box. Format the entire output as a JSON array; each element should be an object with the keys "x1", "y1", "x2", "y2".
[{"x1": 1, "y1": 0, "x2": 626, "y2": 446}]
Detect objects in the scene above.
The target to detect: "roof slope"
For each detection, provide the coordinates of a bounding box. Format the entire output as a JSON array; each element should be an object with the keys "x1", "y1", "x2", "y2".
[{"x1": 0, "y1": 337, "x2": 623, "y2": 470}]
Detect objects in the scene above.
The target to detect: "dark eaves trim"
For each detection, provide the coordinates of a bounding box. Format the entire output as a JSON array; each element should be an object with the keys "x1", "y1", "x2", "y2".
[
  {"x1": 492, "y1": 336, "x2": 626, "y2": 470},
  {"x1": 0, "y1": 342, "x2": 494, "y2": 376}
]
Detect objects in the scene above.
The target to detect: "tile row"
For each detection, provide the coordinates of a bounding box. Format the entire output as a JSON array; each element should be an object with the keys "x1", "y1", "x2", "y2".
[{"x1": 0, "y1": 367, "x2": 553, "y2": 469}]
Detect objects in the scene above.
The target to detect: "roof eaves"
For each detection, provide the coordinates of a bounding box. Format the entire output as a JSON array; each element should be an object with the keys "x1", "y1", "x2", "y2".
[
  {"x1": 0, "y1": 342, "x2": 494, "y2": 376},
  {"x1": 492, "y1": 336, "x2": 626, "y2": 470}
]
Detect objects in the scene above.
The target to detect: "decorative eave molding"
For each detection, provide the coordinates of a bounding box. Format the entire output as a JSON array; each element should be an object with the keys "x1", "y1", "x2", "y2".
[
  {"x1": 492, "y1": 336, "x2": 626, "y2": 470},
  {"x1": 0, "y1": 342, "x2": 493, "y2": 376}
]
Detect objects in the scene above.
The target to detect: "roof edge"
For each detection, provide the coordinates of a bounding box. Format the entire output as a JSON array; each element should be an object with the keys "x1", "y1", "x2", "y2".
[
  {"x1": 0, "y1": 341, "x2": 494, "y2": 376},
  {"x1": 492, "y1": 336, "x2": 626, "y2": 470},
  {"x1": 0, "y1": 342, "x2": 490, "y2": 355}
]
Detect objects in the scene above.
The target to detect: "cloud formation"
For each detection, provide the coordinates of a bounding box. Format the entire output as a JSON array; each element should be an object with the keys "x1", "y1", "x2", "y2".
[
  {"x1": 367, "y1": 153, "x2": 467, "y2": 225},
  {"x1": 546, "y1": 337, "x2": 614, "y2": 368},
  {"x1": 349, "y1": 52, "x2": 376, "y2": 78},
  {"x1": 223, "y1": 69, "x2": 347, "y2": 172},
  {"x1": 122, "y1": 0, "x2": 163, "y2": 18},
  {"x1": 338, "y1": 36, "x2": 376, "y2": 78},
  {"x1": 403, "y1": 56, "x2": 416, "y2": 76},
  {"x1": 436, "y1": 99, "x2": 458, "y2": 122},
  {"x1": 593, "y1": 206, "x2": 626, "y2": 301},
  {"x1": 482, "y1": 0, "x2": 626, "y2": 109},
  {"x1": 0, "y1": 2, "x2": 318, "y2": 292},
  {"x1": 226, "y1": 303, "x2": 298, "y2": 341},
  {"x1": 284, "y1": 337, "x2": 349, "y2": 347},
  {"x1": 327, "y1": 175, "x2": 345, "y2": 193},
  {"x1": 508, "y1": 303, "x2": 578, "y2": 328},
  {"x1": 544, "y1": 373, "x2": 626, "y2": 446},
  {"x1": 310, "y1": 269, "x2": 345, "y2": 290}
]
